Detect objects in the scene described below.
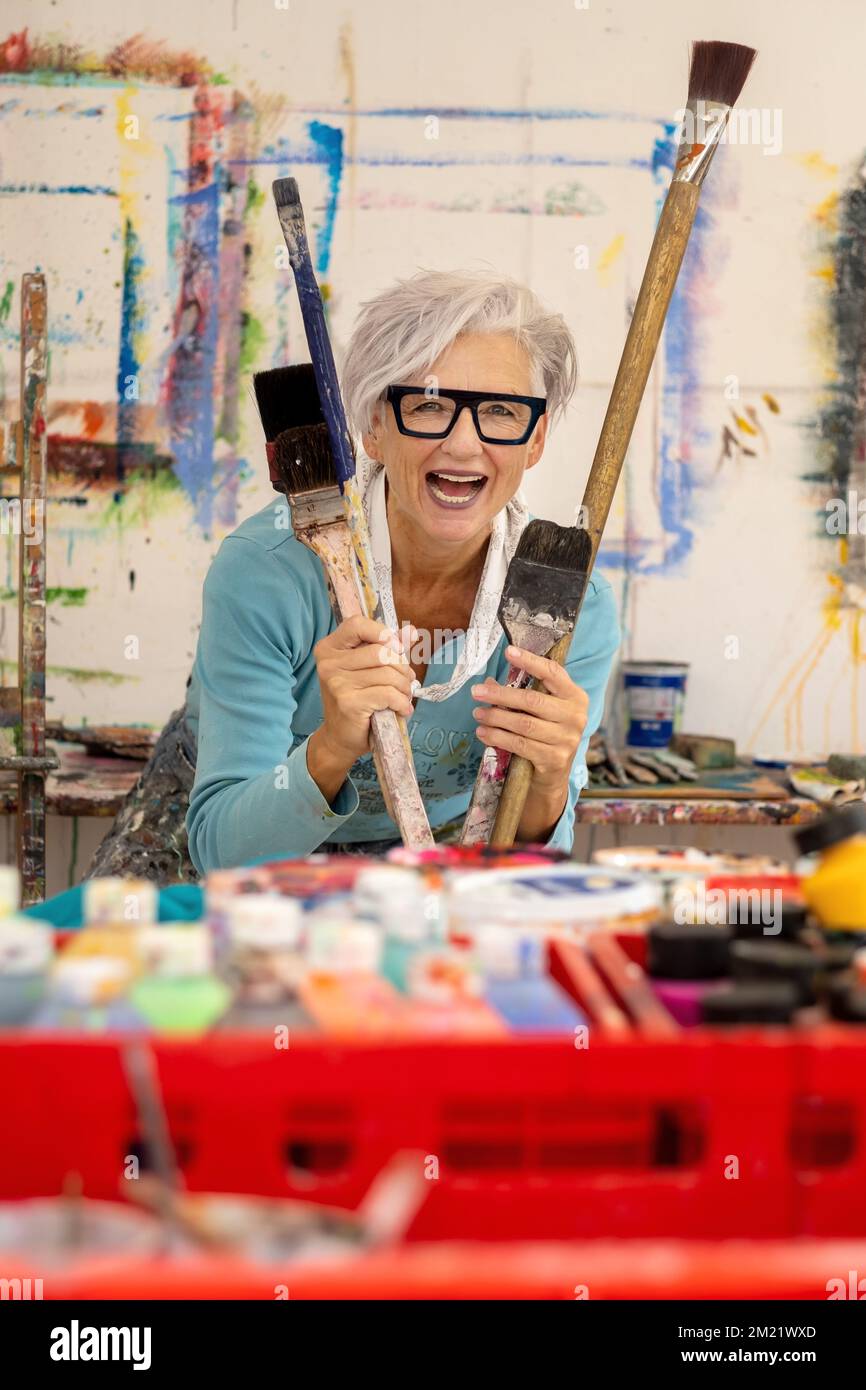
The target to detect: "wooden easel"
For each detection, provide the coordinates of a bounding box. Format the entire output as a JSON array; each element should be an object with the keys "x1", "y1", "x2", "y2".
[{"x1": 1, "y1": 273, "x2": 58, "y2": 905}]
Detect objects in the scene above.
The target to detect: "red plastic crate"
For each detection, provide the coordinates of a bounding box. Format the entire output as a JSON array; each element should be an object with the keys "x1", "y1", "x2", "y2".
[
  {"x1": 1, "y1": 1031, "x2": 865, "y2": 1241},
  {"x1": 0, "y1": 1238, "x2": 863, "y2": 1299}
]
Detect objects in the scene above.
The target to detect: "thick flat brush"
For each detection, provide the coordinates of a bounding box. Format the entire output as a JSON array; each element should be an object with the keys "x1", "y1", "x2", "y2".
[
  {"x1": 460, "y1": 521, "x2": 591, "y2": 845},
  {"x1": 255, "y1": 366, "x2": 433, "y2": 848}
]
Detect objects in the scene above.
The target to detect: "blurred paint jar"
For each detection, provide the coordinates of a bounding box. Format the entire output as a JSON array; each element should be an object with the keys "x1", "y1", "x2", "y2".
[
  {"x1": 621, "y1": 661, "x2": 689, "y2": 747},
  {"x1": 447, "y1": 865, "x2": 663, "y2": 940},
  {"x1": 0, "y1": 917, "x2": 54, "y2": 1025},
  {"x1": 794, "y1": 803, "x2": 866, "y2": 931}
]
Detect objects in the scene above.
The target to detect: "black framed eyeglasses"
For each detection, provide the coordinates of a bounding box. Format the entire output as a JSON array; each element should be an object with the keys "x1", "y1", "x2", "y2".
[{"x1": 385, "y1": 385, "x2": 546, "y2": 445}]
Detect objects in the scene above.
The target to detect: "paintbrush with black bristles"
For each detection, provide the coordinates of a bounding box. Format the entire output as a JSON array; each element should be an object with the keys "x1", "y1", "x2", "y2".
[
  {"x1": 490, "y1": 38, "x2": 757, "y2": 846},
  {"x1": 253, "y1": 366, "x2": 434, "y2": 849},
  {"x1": 460, "y1": 520, "x2": 591, "y2": 845}
]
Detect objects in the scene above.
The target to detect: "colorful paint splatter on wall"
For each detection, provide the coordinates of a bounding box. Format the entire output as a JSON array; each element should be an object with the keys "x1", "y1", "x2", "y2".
[{"x1": 0, "y1": 19, "x2": 859, "y2": 757}]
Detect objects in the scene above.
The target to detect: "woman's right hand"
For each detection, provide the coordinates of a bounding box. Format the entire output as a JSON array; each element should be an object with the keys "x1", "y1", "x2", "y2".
[{"x1": 307, "y1": 616, "x2": 417, "y2": 797}]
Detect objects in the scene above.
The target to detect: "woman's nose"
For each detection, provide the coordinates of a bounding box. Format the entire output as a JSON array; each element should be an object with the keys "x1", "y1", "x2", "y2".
[{"x1": 442, "y1": 406, "x2": 484, "y2": 455}]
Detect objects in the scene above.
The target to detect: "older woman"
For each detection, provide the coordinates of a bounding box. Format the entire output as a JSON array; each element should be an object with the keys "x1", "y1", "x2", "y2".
[{"x1": 186, "y1": 270, "x2": 619, "y2": 873}]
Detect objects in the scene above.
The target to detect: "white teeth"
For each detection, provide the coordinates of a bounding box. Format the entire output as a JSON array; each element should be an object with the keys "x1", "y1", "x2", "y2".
[
  {"x1": 434, "y1": 472, "x2": 484, "y2": 483},
  {"x1": 428, "y1": 481, "x2": 478, "y2": 505}
]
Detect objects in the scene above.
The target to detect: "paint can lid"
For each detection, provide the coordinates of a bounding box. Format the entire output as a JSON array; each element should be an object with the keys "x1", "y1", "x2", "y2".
[
  {"x1": 448, "y1": 865, "x2": 662, "y2": 926},
  {"x1": 730, "y1": 940, "x2": 823, "y2": 1003},
  {"x1": 647, "y1": 922, "x2": 732, "y2": 980},
  {"x1": 793, "y1": 801, "x2": 866, "y2": 855},
  {"x1": 729, "y1": 902, "x2": 809, "y2": 941},
  {"x1": 700, "y1": 981, "x2": 800, "y2": 1025},
  {"x1": 593, "y1": 845, "x2": 789, "y2": 881}
]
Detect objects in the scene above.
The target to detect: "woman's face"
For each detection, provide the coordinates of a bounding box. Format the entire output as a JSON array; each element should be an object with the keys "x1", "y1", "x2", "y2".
[{"x1": 363, "y1": 332, "x2": 548, "y2": 549}]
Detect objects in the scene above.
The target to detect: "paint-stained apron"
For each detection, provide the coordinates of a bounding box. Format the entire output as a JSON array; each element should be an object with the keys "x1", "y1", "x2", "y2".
[{"x1": 84, "y1": 705, "x2": 461, "y2": 883}]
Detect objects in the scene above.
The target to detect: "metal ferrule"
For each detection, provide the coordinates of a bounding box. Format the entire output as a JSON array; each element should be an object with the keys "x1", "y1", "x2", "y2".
[
  {"x1": 287, "y1": 485, "x2": 344, "y2": 529},
  {"x1": 672, "y1": 99, "x2": 731, "y2": 187}
]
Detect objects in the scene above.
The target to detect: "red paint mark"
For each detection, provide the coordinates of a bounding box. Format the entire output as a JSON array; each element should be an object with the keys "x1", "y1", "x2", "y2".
[
  {"x1": 81, "y1": 402, "x2": 106, "y2": 439},
  {"x1": 1, "y1": 28, "x2": 215, "y2": 86},
  {"x1": 1, "y1": 28, "x2": 30, "y2": 71},
  {"x1": 676, "y1": 143, "x2": 705, "y2": 167}
]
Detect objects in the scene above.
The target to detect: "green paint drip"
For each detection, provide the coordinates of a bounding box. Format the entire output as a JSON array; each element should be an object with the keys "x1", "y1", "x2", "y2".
[
  {"x1": 0, "y1": 587, "x2": 88, "y2": 607},
  {"x1": 238, "y1": 311, "x2": 266, "y2": 377},
  {"x1": 0, "y1": 660, "x2": 136, "y2": 686},
  {"x1": 0, "y1": 281, "x2": 13, "y2": 324},
  {"x1": 98, "y1": 466, "x2": 184, "y2": 533},
  {"x1": 244, "y1": 178, "x2": 265, "y2": 217}
]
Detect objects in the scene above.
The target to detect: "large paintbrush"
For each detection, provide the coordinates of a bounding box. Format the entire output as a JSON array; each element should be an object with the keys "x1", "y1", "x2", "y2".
[
  {"x1": 253, "y1": 365, "x2": 434, "y2": 849},
  {"x1": 491, "y1": 39, "x2": 757, "y2": 846},
  {"x1": 271, "y1": 178, "x2": 382, "y2": 628},
  {"x1": 271, "y1": 179, "x2": 433, "y2": 846},
  {"x1": 460, "y1": 521, "x2": 591, "y2": 845}
]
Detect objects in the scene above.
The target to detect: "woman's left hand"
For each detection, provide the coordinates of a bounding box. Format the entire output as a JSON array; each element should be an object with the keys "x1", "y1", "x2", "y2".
[{"x1": 471, "y1": 644, "x2": 589, "y2": 794}]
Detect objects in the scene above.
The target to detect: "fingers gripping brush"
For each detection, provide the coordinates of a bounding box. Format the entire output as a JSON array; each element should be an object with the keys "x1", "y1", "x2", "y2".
[
  {"x1": 253, "y1": 365, "x2": 434, "y2": 849},
  {"x1": 460, "y1": 521, "x2": 591, "y2": 846},
  {"x1": 491, "y1": 38, "x2": 757, "y2": 846}
]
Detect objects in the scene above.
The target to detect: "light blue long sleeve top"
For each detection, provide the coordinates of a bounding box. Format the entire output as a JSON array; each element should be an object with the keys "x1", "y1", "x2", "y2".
[{"x1": 185, "y1": 498, "x2": 620, "y2": 874}]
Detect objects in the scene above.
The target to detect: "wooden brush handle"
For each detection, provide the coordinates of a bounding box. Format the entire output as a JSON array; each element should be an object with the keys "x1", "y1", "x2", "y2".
[
  {"x1": 490, "y1": 629, "x2": 573, "y2": 845},
  {"x1": 582, "y1": 180, "x2": 701, "y2": 561},
  {"x1": 491, "y1": 180, "x2": 702, "y2": 847},
  {"x1": 307, "y1": 527, "x2": 434, "y2": 849}
]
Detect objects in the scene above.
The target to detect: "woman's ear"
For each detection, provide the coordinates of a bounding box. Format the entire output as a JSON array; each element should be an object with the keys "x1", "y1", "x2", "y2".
[
  {"x1": 524, "y1": 413, "x2": 548, "y2": 472},
  {"x1": 362, "y1": 403, "x2": 384, "y2": 462}
]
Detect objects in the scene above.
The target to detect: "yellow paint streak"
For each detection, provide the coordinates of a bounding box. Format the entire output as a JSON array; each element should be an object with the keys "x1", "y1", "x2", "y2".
[
  {"x1": 788, "y1": 626, "x2": 835, "y2": 753},
  {"x1": 761, "y1": 393, "x2": 781, "y2": 414},
  {"x1": 813, "y1": 191, "x2": 839, "y2": 228},
  {"x1": 795, "y1": 152, "x2": 839, "y2": 179},
  {"x1": 597, "y1": 234, "x2": 625, "y2": 285},
  {"x1": 746, "y1": 624, "x2": 833, "y2": 754},
  {"x1": 338, "y1": 24, "x2": 358, "y2": 210},
  {"x1": 732, "y1": 413, "x2": 758, "y2": 436}
]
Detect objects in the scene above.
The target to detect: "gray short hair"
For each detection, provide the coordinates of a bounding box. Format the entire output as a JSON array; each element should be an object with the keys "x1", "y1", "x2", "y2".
[{"x1": 340, "y1": 267, "x2": 578, "y2": 438}]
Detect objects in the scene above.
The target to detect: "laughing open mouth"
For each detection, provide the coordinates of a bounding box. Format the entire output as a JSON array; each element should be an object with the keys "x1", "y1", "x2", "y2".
[{"x1": 425, "y1": 469, "x2": 489, "y2": 507}]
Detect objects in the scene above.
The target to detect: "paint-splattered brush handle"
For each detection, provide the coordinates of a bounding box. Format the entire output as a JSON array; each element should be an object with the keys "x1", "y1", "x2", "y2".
[
  {"x1": 272, "y1": 179, "x2": 382, "y2": 624},
  {"x1": 298, "y1": 522, "x2": 434, "y2": 849},
  {"x1": 458, "y1": 663, "x2": 530, "y2": 846}
]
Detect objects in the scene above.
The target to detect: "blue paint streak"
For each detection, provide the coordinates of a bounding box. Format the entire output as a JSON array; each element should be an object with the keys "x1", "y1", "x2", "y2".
[
  {"x1": 0, "y1": 183, "x2": 116, "y2": 195},
  {"x1": 306, "y1": 121, "x2": 344, "y2": 276},
  {"x1": 116, "y1": 217, "x2": 147, "y2": 483},
  {"x1": 165, "y1": 179, "x2": 221, "y2": 531},
  {"x1": 281, "y1": 104, "x2": 665, "y2": 124},
  {"x1": 244, "y1": 146, "x2": 651, "y2": 172}
]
